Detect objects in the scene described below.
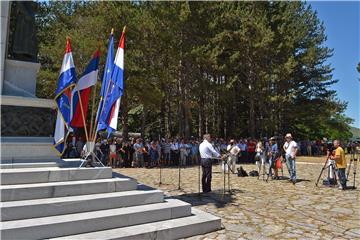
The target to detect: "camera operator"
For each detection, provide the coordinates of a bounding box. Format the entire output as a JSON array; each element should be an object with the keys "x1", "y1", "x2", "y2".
[{"x1": 330, "y1": 140, "x2": 347, "y2": 190}]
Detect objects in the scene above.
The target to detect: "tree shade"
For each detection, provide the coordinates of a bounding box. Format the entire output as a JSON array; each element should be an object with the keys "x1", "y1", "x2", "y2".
[{"x1": 36, "y1": 1, "x2": 353, "y2": 141}]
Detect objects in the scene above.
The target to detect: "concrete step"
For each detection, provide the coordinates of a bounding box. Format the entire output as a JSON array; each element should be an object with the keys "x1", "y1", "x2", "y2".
[
  {"x1": 0, "y1": 162, "x2": 59, "y2": 169},
  {"x1": 0, "y1": 177, "x2": 137, "y2": 201},
  {"x1": 51, "y1": 208, "x2": 221, "y2": 240},
  {"x1": 0, "y1": 167, "x2": 113, "y2": 185},
  {"x1": 1, "y1": 189, "x2": 164, "y2": 221},
  {"x1": 0, "y1": 199, "x2": 191, "y2": 240}
]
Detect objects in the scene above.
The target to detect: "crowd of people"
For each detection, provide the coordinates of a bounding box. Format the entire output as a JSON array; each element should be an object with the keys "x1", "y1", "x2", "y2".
[
  {"x1": 63, "y1": 133, "x2": 354, "y2": 169},
  {"x1": 63, "y1": 132, "x2": 358, "y2": 191}
]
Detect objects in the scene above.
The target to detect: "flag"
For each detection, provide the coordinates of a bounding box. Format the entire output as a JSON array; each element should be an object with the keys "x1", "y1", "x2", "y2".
[
  {"x1": 70, "y1": 49, "x2": 100, "y2": 128},
  {"x1": 99, "y1": 27, "x2": 125, "y2": 137},
  {"x1": 96, "y1": 30, "x2": 114, "y2": 131},
  {"x1": 53, "y1": 38, "x2": 77, "y2": 155}
]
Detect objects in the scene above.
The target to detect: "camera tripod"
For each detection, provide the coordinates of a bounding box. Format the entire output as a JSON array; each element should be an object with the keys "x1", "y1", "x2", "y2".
[
  {"x1": 256, "y1": 156, "x2": 267, "y2": 181},
  {"x1": 221, "y1": 154, "x2": 233, "y2": 198},
  {"x1": 346, "y1": 148, "x2": 358, "y2": 189},
  {"x1": 315, "y1": 153, "x2": 337, "y2": 187},
  {"x1": 79, "y1": 142, "x2": 105, "y2": 168}
]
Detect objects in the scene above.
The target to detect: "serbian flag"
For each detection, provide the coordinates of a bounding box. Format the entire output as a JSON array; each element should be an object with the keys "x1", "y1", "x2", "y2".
[
  {"x1": 100, "y1": 27, "x2": 125, "y2": 137},
  {"x1": 70, "y1": 49, "x2": 100, "y2": 128},
  {"x1": 53, "y1": 38, "x2": 77, "y2": 155}
]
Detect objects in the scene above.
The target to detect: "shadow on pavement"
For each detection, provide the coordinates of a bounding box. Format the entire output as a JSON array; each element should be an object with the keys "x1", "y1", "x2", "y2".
[{"x1": 166, "y1": 188, "x2": 244, "y2": 209}]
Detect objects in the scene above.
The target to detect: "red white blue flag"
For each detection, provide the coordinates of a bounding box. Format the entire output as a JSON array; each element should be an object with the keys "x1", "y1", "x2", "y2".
[
  {"x1": 99, "y1": 27, "x2": 125, "y2": 136},
  {"x1": 70, "y1": 49, "x2": 100, "y2": 128},
  {"x1": 53, "y1": 38, "x2": 77, "y2": 155}
]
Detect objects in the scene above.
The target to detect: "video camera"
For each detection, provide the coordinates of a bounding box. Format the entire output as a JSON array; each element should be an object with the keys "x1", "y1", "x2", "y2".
[
  {"x1": 326, "y1": 142, "x2": 336, "y2": 156},
  {"x1": 326, "y1": 142, "x2": 336, "y2": 154}
]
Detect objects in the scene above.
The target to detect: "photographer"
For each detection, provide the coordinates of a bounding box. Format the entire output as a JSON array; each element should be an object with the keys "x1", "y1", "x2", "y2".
[{"x1": 330, "y1": 140, "x2": 347, "y2": 190}]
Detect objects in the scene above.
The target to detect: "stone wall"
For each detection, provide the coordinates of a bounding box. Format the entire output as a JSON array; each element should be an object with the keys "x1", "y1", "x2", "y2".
[{"x1": 1, "y1": 105, "x2": 55, "y2": 137}]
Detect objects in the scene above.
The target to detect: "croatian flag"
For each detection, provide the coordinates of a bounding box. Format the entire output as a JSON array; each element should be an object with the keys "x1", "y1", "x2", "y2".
[
  {"x1": 70, "y1": 49, "x2": 100, "y2": 128},
  {"x1": 96, "y1": 31, "x2": 114, "y2": 131},
  {"x1": 53, "y1": 38, "x2": 77, "y2": 155},
  {"x1": 100, "y1": 27, "x2": 125, "y2": 136}
]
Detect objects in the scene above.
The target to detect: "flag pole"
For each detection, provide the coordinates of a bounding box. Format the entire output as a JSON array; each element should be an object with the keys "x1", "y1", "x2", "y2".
[
  {"x1": 91, "y1": 28, "x2": 114, "y2": 141},
  {"x1": 76, "y1": 86, "x2": 89, "y2": 143},
  {"x1": 68, "y1": 36, "x2": 89, "y2": 143},
  {"x1": 89, "y1": 42, "x2": 101, "y2": 141}
]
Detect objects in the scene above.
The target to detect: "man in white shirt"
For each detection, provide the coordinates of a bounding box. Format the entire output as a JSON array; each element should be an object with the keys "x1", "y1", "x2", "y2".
[
  {"x1": 227, "y1": 139, "x2": 241, "y2": 173},
  {"x1": 199, "y1": 134, "x2": 221, "y2": 193},
  {"x1": 283, "y1": 133, "x2": 298, "y2": 184}
]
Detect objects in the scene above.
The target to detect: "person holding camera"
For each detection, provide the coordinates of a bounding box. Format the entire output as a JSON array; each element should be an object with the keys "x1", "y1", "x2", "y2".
[
  {"x1": 330, "y1": 140, "x2": 347, "y2": 190},
  {"x1": 283, "y1": 133, "x2": 298, "y2": 184},
  {"x1": 199, "y1": 134, "x2": 221, "y2": 193}
]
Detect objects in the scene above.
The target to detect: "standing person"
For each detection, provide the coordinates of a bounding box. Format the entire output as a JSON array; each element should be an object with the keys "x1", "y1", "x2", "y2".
[
  {"x1": 255, "y1": 140, "x2": 265, "y2": 174},
  {"x1": 143, "y1": 140, "x2": 150, "y2": 168},
  {"x1": 191, "y1": 139, "x2": 199, "y2": 165},
  {"x1": 115, "y1": 139, "x2": 123, "y2": 168},
  {"x1": 109, "y1": 140, "x2": 117, "y2": 168},
  {"x1": 133, "y1": 138, "x2": 144, "y2": 168},
  {"x1": 238, "y1": 139, "x2": 247, "y2": 163},
  {"x1": 120, "y1": 141, "x2": 131, "y2": 168},
  {"x1": 100, "y1": 139, "x2": 109, "y2": 165},
  {"x1": 170, "y1": 139, "x2": 180, "y2": 166},
  {"x1": 227, "y1": 139, "x2": 241, "y2": 173},
  {"x1": 268, "y1": 137, "x2": 279, "y2": 179},
  {"x1": 149, "y1": 141, "x2": 159, "y2": 168},
  {"x1": 247, "y1": 139, "x2": 256, "y2": 162},
  {"x1": 179, "y1": 139, "x2": 188, "y2": 166},
  {"x1": 162, "y1": 139, "x2": 171, "y2": 166},
  {"x1": 330, "y1": 140, "x2": 347, "y2": 190},
  {"x1": 75, "y1": 136, "x2": 85, "y2": 158},
  {"x1": 199, "y1": 134, "x2": 221, "y2": 193},
  {"x1": 283, "y1": 133, "x2": 298, "y2": 184},
  {"x1": 155, "y1": 140, "x2": 161, "y2": 167},
  {"x1": 95, "y1": 138, "x2": 103, "y2": 163}
]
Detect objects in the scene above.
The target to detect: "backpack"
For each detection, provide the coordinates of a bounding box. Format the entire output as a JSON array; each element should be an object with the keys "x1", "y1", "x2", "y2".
[
  {"x1": 249, "y1": 170, "x2": 259, "y2": 177},
  {"x1": 237, "y1": 166, "x2": 248, "y2": 177}
]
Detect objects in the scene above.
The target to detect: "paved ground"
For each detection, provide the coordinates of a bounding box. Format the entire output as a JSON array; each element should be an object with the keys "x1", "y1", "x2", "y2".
[{"x1": 114, "y1": 156, "x2": 359, "y2": 240}]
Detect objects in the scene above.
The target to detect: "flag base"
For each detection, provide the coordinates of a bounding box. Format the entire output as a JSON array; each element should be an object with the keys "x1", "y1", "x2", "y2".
[{"x1": 78, "y1": 141, "x2": 105, "y2": 168}]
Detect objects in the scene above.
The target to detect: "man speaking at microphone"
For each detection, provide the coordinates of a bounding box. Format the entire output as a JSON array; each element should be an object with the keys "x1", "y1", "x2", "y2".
[{"x1": 199, "y1": 134, "x2": 221, "y2": 193}]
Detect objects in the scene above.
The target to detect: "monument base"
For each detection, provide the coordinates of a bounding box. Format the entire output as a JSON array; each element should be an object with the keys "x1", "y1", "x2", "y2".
[
  {"x1": 0, "y1": 137, "x2": 59, "y2": 164},
  {"x1": 1, "y1": 95, "x2": 58, "y2": 166},
  {"x1": 3, "y1": 59, "x2": 40, "y2": 97}
]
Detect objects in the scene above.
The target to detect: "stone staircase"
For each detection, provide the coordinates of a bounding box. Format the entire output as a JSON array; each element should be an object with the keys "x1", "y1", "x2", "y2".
[{"x1": 0, "y1": 165, "x2": 221, "y2": 239}]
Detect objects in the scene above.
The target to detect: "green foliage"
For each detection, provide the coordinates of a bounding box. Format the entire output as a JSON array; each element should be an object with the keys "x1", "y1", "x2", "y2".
[{"x1": 36, "y1": 1, "x2": 353, "y2": 140}]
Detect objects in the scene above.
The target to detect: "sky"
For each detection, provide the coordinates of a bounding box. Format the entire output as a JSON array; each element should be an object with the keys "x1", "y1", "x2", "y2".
[{"x1": 309, "y1": 1, "x2": 360, "y2": 128}]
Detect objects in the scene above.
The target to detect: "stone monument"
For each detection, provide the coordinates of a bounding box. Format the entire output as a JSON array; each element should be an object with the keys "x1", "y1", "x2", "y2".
[{"x1": 0, "y1": 1, "x2": 58, "y2": 165}]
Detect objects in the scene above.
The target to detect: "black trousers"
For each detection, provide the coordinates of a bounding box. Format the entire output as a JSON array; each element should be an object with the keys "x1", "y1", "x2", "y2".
[{"x1": 201, "y1": 158, "x2": 212, "y2": 192}]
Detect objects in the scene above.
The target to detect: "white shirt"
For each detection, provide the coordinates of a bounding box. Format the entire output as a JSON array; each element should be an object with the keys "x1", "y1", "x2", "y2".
[
  {"x1": 199, "y1": 140, "x2": 221, "y2": 159},
  {"x1": 110, "y1": 144, "x2": 116, "y2": 153},
  {"x1": 227, "y1": 144, "x2": 241, "y2": 156},
  {"x1": 170, "y1": 143, "x2": 179, "y2": 151},
  {"x1": 284, "y1": 140, "x2": 297, "y2": 157}
]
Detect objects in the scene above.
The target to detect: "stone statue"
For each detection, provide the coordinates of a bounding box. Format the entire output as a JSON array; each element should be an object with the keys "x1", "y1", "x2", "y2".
[{"x1": 10, "y1": 1, "x2": 38, "y2": 62}]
